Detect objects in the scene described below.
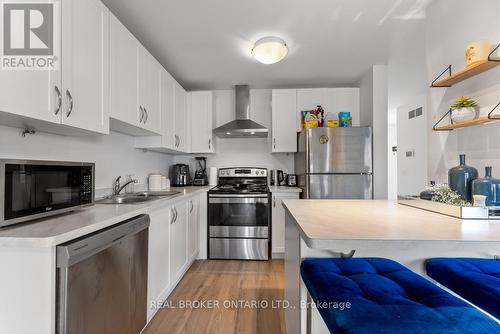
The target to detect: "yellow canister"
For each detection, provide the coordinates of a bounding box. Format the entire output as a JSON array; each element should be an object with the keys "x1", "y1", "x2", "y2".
[{"x1": 327, "y1": 119, "x2": 339, "y2": 128}]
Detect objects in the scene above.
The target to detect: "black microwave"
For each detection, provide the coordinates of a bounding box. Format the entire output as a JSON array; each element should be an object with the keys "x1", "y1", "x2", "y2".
[{"x1": 0, "y1": 160, "x2": 94, "y2": 227}]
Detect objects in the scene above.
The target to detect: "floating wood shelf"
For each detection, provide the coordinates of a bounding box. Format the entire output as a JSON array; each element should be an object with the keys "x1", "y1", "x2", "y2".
[
  {"x1": 432, "y1": 60, "x2": 500, "y2": 87},
  {"x1": 434, "y1": 115, "x2": 496, "y2": 131},
  {"x1": 431, "y1": 43, "x2": 500, "y2": 88},
  {"x1": 433, "y1": 103, "x2": 500, "y2": 131}
]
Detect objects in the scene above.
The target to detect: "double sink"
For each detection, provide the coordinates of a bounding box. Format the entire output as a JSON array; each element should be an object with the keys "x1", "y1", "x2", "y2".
[{"x1": 97, "y1": 191, "x2": 181, "y2": 204}]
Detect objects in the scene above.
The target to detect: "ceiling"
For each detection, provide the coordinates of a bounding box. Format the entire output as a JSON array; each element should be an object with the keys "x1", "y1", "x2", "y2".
[{"x1": 102, "y1": 0, "x2": 429, "y2": 90}]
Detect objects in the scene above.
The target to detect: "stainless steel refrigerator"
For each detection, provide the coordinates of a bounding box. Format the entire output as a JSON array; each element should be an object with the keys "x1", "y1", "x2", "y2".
[{"x1": 295, "y1": 127, "x2": 373, "y2": 199}]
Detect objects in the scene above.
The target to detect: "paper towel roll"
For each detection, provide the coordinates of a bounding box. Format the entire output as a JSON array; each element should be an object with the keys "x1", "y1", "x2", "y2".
[{"x1": 209, "y1": 167, "x2": 218, "y2": 185}]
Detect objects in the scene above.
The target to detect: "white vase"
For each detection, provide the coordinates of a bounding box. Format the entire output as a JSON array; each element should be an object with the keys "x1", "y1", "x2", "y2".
[{"x1": 451, "y1": 107, "x2": 478, "y2": 124}]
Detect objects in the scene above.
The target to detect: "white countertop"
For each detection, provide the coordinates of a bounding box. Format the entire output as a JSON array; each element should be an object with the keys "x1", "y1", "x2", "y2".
[
  {"x1": 0, "y1": 186, "x2": 210, "y2": 248},
  {"x1": 283, "y1": 200, "x2": 500, "y2": 246},
  {"x1": 269, "y1": 186, "x2": 302, "y2": 193}
]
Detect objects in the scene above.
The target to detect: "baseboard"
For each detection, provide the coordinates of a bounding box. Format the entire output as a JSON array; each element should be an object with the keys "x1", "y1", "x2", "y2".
[{"x1": 272, "y1": 252, "x2": 285, "y2": 259}]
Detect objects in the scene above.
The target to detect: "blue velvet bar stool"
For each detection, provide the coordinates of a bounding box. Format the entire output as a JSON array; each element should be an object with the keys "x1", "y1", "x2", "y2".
[
  {"x1": 426, "y1": 258, "x2": 500, "y2": 319},
  {"x1": 300, "y1": 257, "x2": 500, "y2": 334}
]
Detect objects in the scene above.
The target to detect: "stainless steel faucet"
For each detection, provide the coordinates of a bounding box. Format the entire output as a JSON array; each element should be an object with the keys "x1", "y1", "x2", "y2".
[{"x1": 114, "y1": 176, "x2": 138, "y2": 195}]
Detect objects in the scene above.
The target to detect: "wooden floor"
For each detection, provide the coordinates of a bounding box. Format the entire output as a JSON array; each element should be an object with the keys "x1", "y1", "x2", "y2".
[{"x1": 143, "y1": 260, "x2": 286, "y2": 334}]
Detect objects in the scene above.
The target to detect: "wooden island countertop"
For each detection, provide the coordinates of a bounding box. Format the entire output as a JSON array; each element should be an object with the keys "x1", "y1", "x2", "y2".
[{"x1": 282, "y1": 200, "x2": 500, "y2": 247}]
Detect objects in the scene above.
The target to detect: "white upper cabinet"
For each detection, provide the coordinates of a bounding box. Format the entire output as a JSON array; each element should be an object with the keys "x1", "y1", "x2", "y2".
[
  {"x1": 134, "y1": 73, "x2": 190, "y2": 154},
  {"x1": 0, "y1": 0, "x2": 61, "y2": 127},
  {"x1": 161, "y1": 69, "x2": 176, "y2": 150},
  {"x1": 110, "y1": 14, "x2": 161, "y2": 136},
  {"x1": 110, "y1": 14, "x2": 140, "y2": 128},
  {"x1": 61, "y1": 0, "x2": 109, "y2": 134},
  {"x1": 174, "y1": 81, "x2": 188, "y2": 152},
  {"x1": 138, "y1": 46, "x2": 162, "y2": 134},
  {"x1": 0, "y1": 0, "x2": 108, "y2": 135},
  {"x1": 189, "y1": 91, "x2": 214, "y2": 153},
  {"x1": 272, "y1": 89, "x2": 298, "y2": 153}
]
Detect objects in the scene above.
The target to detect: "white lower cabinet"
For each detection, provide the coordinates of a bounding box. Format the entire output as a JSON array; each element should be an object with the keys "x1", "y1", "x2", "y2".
[
  {"x1": 147, "y1": 205, "x2": 172, "y2": 319},
  {"x1": 187, "y1": 197, "x2": 200, "y2": 259},
  {"x1": 169, "y1": 201, "x2": 188, "y2": 284},
  {"x1": 146, "y1": 192, "x2": 205, "y2": 322},
  {"x1": 272, "y1": 192, "x2": 300, "y2": 254}
]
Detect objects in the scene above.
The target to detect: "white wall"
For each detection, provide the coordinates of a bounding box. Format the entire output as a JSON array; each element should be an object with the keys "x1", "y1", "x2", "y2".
[
  {"x1": 396, "y1": 96, "x2": 428, "y2": 196},
  {"x1": 0, "y1": 125, "x2": 173, "y2": 195},
  {"x1": 359, "y1": 66, "x2": 389, "y2": 199},
  {"x1": 387, "y1": 17, "x2": 428, "y2": 198},
  {"x1": 426, "y1": 0, "x2": 500, "y2": 183},
  {"x1": 175, "y1": 89, "x2": 294, "y2": 174}
]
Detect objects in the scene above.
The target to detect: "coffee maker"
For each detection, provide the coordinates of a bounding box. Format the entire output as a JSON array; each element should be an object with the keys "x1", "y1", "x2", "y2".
[
  {"x1": 193, "y1": 157, "x2": 209, "y2": 186},
  {"x1": 170, "y1": 164, "x2": 191, "y2": 186}
]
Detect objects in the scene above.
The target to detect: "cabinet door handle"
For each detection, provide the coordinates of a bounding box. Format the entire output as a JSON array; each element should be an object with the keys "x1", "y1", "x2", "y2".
[
  {"x1": 273, "y1": 138, "x2": 276, "y2": 149},
  {"x1": 139, "y1": 106, "x2": 144, "y2": 123},
  {"x1": 174, "y1": 207, "x2": 178, "y2": 222},
  {"x1": 189, "y1": 200, "x2": 194, "y2": 213},
  {"x1": 65, "y1": 90, "x2": 74, "y2": 117},
  {"x1": 208, "y1": 138, "x2": 211, "y2": 150},
  {"x1": 54, "y1": 85, "x2": 62, "y2": 115},
  {"x1": 144, "y1": 108, "x2": 148, "y2": 124},
  {"x1": 170, "y1": 208, "x2": 175, "y2": 224},
  {"x1": 273, "y1": 196, "x2": 276, "y2": 208}
]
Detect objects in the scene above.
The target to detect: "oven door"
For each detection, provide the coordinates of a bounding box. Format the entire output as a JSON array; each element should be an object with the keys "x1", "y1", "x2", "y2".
[
  {"x1": 1, "y1": 160, "x2": 94, "y2": 227},
  {"x1": 208, "y1": 194, "x2": 269, "y2": 238}
]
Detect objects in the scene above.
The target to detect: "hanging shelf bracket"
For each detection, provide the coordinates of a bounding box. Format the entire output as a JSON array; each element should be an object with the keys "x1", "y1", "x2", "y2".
[
  {"x1": 489, "y1": 43, "x2": 500, "y2": 62},
  {"x1": 431, "y1": 66, "x2": 452, "y2": 88},
  {"x1": 487, "y1": 102, "x2": 500, "y2": 120},
  {"x1": 433, "y1": 109, "x2": 453, "y2": 131}
]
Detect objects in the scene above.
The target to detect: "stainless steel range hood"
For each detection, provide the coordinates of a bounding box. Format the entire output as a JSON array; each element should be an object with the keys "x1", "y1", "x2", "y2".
[{"x1": 213, "y1": 85, "x2": 268, "y2": 138}]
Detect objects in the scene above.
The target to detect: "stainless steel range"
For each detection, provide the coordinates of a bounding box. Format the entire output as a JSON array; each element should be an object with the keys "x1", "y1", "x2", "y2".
[{"x1": 208, "y1": 167, "x2": 270, "y2": 260}]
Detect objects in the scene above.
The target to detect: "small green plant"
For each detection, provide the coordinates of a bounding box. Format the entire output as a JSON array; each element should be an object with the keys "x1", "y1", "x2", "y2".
[
  {"x1": 430, "y1": 184, "x2": 471, "y2": 206},
  {"x1": 450, "y1": 96, "x2": 479, "y2": 110}
]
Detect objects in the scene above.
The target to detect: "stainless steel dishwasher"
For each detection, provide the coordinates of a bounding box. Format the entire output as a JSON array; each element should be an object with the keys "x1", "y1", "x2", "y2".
[{"x1": 56, "y1": 214, "x2": 150, "y2": 334}]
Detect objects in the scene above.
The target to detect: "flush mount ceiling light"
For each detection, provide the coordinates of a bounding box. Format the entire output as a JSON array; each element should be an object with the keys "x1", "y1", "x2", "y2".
[{"x1": 251, "y1": 37, "x2": 288, "y2": 64}]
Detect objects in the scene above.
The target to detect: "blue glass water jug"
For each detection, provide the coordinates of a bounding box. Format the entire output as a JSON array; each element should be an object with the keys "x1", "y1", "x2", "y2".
[
  {"x1": 448, "y1": 154, "x2": 478, "y2": 201},
  {"x1": 472, "y1": 166, "x2": 500, "y2": 206}
]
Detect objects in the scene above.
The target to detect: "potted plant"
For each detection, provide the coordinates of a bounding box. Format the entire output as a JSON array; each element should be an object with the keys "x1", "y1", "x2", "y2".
[{"x1": 450, "y1": 96, "x2": 479, "y2": 124}]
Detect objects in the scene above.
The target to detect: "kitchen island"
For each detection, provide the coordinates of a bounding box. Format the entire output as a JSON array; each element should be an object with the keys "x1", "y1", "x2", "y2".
[{"x1": 283, "y1": 200, "x2": 500, "y2": 334}]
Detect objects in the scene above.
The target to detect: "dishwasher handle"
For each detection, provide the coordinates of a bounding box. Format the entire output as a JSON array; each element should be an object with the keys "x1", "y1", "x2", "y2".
[{"x1": 56, "y1": 214, "x2": 150, "y2": 268}]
